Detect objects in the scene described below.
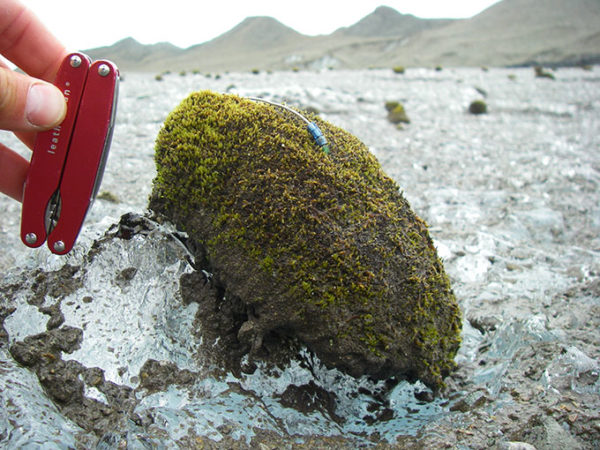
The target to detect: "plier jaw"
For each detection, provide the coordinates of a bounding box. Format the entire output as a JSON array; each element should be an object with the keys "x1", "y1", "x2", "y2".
[{"x1": 20, "y1": 52, "x2": 119, "y2": 255}]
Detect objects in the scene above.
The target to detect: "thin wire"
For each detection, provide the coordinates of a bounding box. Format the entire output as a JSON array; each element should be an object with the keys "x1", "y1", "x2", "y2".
[
  {"x1": 247, "y1": 97, "x2": 311, "y2": 125},
  {"x1": 247, "y1": 96, "x2": 330, "y2": 154}
]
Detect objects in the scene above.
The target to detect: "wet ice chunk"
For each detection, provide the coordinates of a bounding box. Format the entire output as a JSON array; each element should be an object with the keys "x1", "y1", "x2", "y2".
[
  {"x1": 4, "y1": 300, "x2": 47, "y2": 345},
  {"x1": 0, "y1": 348, "x2": 86, "y2": 447},
  {"x1": 60, "y1": 230, "x2": 199, "y2": 387},
  {"x1": 453, "y1": 254, "x2": 492, "y2": 283}
]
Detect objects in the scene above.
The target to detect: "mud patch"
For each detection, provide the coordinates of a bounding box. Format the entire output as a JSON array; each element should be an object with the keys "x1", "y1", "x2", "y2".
[{"x1": 9, "y1": 326, "x2": 138, "y2": 435}]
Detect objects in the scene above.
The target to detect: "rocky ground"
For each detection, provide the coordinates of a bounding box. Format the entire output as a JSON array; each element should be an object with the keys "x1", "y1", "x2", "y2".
[{"x1": 0, "y1": 66, "x2": 598, "y2": 448}]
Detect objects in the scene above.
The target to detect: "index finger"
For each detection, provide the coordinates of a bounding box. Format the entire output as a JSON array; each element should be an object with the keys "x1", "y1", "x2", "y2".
[{"x1": 0, "y1": 0, "x2": 67, "y2": 81}]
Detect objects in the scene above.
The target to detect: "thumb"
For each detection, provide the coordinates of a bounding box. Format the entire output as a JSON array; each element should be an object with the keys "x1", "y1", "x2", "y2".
[{"x1": 0, "y1": 66, "x2": 66, "y2": 132}]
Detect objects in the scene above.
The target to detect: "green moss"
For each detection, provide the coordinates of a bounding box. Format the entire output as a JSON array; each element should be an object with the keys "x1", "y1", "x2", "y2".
[
  {"x1": 469, "y1": 99, "x2": 488, "y2": 115},
  {"x1": 534, "y1": 66, "x2": 555, "y2": 80},
  {"x1": 150, "y1": 91, "x2": 461, "y2": 389},
  {"x1": 386, "y1": 101, "x2": 410, "y2": 124},
  {"x1": 97, "y1": 191, "x2": 120, "y2": 203},
  {"x1": 392, "y1": 66, "x2": 405, "y2": 74},
  {"x1": 385, "y1": 101, "x2": 400, "y2": 112}
]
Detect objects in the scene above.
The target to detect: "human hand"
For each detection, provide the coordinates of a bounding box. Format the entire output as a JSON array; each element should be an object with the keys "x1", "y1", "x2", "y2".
[{"x1": 0, "y1": 0, "x2": 68, "y2": 201}]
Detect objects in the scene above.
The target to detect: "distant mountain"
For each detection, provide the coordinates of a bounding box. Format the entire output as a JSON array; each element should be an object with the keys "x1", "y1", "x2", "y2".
[
  {"x1": 162, "y1": 16, "x2": 311, "y2": 72},
  {"x1": 197, "y1": 16, "x2": 307, "y2": 53},
  {"x1": 389, "y1": 0, "x2": 600, "y2": 67},
  {"x1": 87, "y1": 1, "x2": 600, "y2": 72},
  {"x1": 293, "y1": 6, "x2": 454, "y2": 70},
  {"x1": 85, "y1": 38, "x2": 182, "y2": 71},
  {"x1": 334, "y1": 5, "x2": 454, "y2": 39}
]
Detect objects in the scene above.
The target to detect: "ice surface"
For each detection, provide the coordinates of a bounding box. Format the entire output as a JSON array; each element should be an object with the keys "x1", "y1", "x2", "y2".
[
  {"x1": 0, "y1": 348, "x2": 88, "y2": 448},
  {"x1": 59, "y1": 230, "x2": 199, "y2": 387}
]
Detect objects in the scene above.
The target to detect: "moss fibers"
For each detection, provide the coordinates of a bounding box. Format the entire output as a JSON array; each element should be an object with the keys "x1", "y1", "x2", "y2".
[{"x1": 150, "y1": 91, "x2": 461, "y2": 390}]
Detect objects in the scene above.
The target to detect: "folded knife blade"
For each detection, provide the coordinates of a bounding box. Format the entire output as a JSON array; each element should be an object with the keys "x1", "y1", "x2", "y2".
[{"x1": 20, "y1": 52, "x2": 119, "y2": 255}]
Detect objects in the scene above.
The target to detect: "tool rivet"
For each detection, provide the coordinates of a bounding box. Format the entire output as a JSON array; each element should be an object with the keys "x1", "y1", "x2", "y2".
[
  {"x1": 98, "y1": 64, "x2": 111, "y2": 77},
  {"x1": 25, "y1": 233, "x2": 37, "y2": 245},
  {"x1": 70, "y1": 55, "x2": 82, "y2": 68},
  {"x1": 53, "y1": 241, "x2": 66, "y2": 253}
]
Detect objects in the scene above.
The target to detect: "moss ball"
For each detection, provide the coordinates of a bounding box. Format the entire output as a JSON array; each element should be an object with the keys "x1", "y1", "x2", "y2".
[
  {"x1": 392, "y1": 66, "x2": 405, "y2": 74},
  {"x1": 534, "y1": 66, "x2": 555, "y2": 80},
  {"x1": 385, "y1": 101, "x2": 399, "y2": 112},
  {"x1": 96, "y1": 191, "x2": 120, "y2": 203},
  {"x1": 386, "y1": 102, "x2": 410, "y2": 124},
  {"x1": 469, "y1": 99, "x2": 488, "y2": 115},
  {"x1": 150, "y1": 91, "x2": 461, "y2": 390}
]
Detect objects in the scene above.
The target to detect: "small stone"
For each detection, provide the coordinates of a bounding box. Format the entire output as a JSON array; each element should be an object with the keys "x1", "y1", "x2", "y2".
[
  {"x1": 497, "y1": 442, "x2": 537, "y2": 450},
  {"x1": 450, "y1": 390, "x2": 491, "y2": 412}
]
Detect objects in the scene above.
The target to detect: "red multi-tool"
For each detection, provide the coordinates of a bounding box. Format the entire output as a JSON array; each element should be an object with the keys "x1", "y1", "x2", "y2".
[{"x1": 20, "y1": 52, "x2": 119, "y2": 255}]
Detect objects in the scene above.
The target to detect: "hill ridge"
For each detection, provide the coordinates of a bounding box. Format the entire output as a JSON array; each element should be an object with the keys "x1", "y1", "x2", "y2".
[{"x1": 86, "y1": 0, "x2": 600, "y2": 72}]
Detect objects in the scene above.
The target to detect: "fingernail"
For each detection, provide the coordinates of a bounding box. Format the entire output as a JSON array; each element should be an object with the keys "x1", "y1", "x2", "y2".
[{"x1": 25, "y1": 83, "x2": 66, "y2": 129}]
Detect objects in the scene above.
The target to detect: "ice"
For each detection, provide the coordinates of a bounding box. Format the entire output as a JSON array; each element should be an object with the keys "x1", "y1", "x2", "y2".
[
  {"x1": 543, "y1": 346, "x2": 600, "y2": 395},
  {"x1": 0, "y1": 348, "x2": 88, "y2": 447},
  {"x1": 60, "y1": 229, "x2": 199, "y2": 387},
  {"x1": 4, "y1": 299, "x2": 47, "y2": 345}
]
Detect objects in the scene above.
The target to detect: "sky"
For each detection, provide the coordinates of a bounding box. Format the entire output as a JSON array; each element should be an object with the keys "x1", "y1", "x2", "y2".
[{"x1": 22, "y1": 0, "x2": 502, "y2": 51}]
